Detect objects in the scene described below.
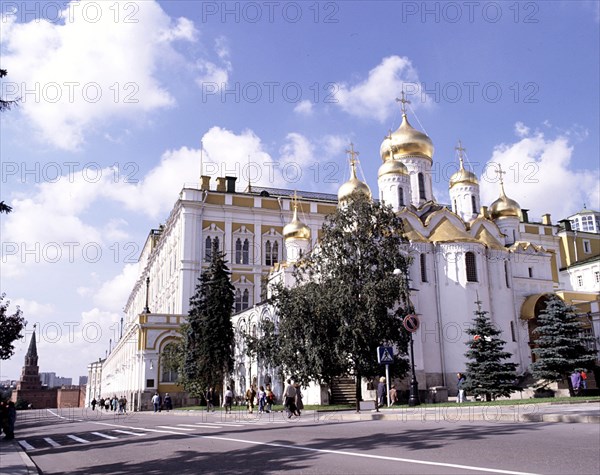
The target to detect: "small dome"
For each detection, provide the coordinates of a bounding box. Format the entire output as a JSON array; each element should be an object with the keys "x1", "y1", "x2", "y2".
[
  {"x1": 489, "y1": 192, "x2": 521, "y2": 219},
  {"x1": 380, "y1": 114, "x2": 434, "y2": 161},
  {"x1": 338, "y1": 156, "x2": 372, "y2": 203},
  {"x1": 283, "y1": 206, "x2": 310, "y2": 240},
  {"x1": 449, "y1": 167, "x2": 478, "y2": 188},
  {"x1": 378, "y1": 159, "x2": 409, "y2": 179}
]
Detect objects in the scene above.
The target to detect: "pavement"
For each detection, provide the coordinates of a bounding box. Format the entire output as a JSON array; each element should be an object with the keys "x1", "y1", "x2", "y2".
[{"x1": 1, "y1": 400, "x2": 599, "y2": 475}]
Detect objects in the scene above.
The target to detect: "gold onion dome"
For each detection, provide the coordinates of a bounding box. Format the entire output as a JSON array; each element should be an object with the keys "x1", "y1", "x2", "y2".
[
  {"x1": 449, "y1": 155, "x2": 478, "y2": 189},
  {"x1": 489, "y1": 187, "x2": 521, "y2": 219},
  {"x1": 380, "y1": 114, "x2": 434, "y2": 161},
  {"x1": 338, "y1": 163, "x2": 372, "y2": 202},
  {"x1": 378, "y1": 158, "x2": 409, "y2": 178},
  {"x1": 283, "y1": 205, "x2": 311, "y2": 240}
]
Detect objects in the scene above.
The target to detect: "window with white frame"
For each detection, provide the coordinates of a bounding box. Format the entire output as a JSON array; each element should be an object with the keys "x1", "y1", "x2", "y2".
[
  {"x1": 583, "y1": 239, "x2": 591, "y2": 254},
  {"x1": 160, "y1": 343, "x2": 178, "y2": 383},
  {"x1": 203, "y1": 224, "x2": 224, "y2": 261},
  {"x1": 581, "y1": 215, "x2": 594, "y2": 232},
  {"x1": 234, "y1": 276, "x2": 252, "y2": 312},
  {"x1": 263, "y1": 228, "x2": 282, "y2": 267},
  {"x1": 232, "y1": 226, "x2": 253, "y2": 265},
  {"x1": 465, "y1": 252, "x2": 478, "y2": 282}
]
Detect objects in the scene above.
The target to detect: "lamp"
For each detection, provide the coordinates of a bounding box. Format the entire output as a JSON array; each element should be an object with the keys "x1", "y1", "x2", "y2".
[{"x1": 398, "y1": 268, "x2": 420, "y2": 407}]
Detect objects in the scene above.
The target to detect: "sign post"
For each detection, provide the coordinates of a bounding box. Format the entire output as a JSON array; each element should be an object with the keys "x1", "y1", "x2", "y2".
[
  {"x1": 377, "y1": 346, "x2": 394, "y2": 408},
  {"x1": 403, "y1": 314, "x2": 421, "y2": 407}
]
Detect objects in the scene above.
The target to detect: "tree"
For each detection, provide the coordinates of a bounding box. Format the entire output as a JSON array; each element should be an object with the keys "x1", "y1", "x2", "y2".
[
  {"x1": 181, "y1": 246, "x2": 235, "y2": 398},
  {"x1": 531, "y1": 295, "x2": 596, "y2": 390},
  {"x1": 463, "y1": 301, "x2": 517, "y2": 401},
  {"x1": 250, "y1": 193, "x2": 411, "y2": 410},
  {"x1": 0, "y1": 69, "x2": 19, "y2": 112},
  {"x1": 0, "y1": 294, "x2": 26, "y2": 360}
]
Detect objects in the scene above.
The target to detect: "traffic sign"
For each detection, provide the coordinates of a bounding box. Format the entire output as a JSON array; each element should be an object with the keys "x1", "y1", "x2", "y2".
[
  {"x1": 403, "y1": 314, "x2": 420, "y2": 333},
  {"x1": 377, "y1": 346, "x2": 394, "y2": 364}
]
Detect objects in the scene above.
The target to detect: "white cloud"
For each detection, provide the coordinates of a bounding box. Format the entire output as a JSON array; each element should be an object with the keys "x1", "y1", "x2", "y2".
[
  {"x1": 195, "y1": 36, "x2": 232, "y2": 90},
  {"x1": 335, "y1": 56, "x2": 426, "y2": 122},
  {"x1": 514, "y1": 121, "x2": 530, "y2": 138},
  {"x1": 294, "y1": 100, "x2": 314, "y2": 116},
  {"x1": 1, "y1": 0, "x2": 198, "y2": 150},
  {"x1": 480, "y1": 126, "x2": 599, "y2": 221},
  {"x1": 93, "y1": 264, "x2": 139, "y2": 312}
]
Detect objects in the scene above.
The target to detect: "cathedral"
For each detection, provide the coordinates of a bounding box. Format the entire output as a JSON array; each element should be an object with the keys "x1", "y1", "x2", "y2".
[{"x1": 92, "y1": 101, "x2": 599, "y2": 410}]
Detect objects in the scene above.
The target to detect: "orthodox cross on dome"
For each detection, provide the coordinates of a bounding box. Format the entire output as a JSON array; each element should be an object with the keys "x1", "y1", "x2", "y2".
[
  {"x1": 291, "y1": 190, "x2": 299, "y2": 211},
  {"x1": 455, "y1": 140, "x2": 466, "y2": 168},
  {"x1": 495, "y1": 164, "x2": 507, "y2": 195},
  {"x1": 346, "y1": 143, "x2": 360, "y2": 179},
  {"x1": 395, "y1": 91, "x2": 411, "y2": 115}
]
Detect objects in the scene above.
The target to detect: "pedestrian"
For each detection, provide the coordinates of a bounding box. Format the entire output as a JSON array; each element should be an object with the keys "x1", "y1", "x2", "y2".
[
  {"x1": 118, "y1": 396, "x2": 126, "y2": 413},
  {"x1": 245, "y1": 385, "x2": 256, "y2": 413},
  {"x1": 91, "y1": 398, "x2": 97, "y2": 410},
  {"x1": 152, "y1": 392, "x2": 161, "y2": 413},
  {"x1": 224, "y1": 386, "x2": 233, "y2": 414},
  {"x1": 164, "y1": 393, "x2": 172, "y2": 411},
  {"x1": 457, "y1": 373, "x2": 466, "y2": 403},
  {"x1": 112, "y1": 396, "x2": 118, "y2": 412},
  {"x1": 206, "y1": 387, "x2": 214, "y2": 412},
  {"x1": 3, "y1": 401, "x2": 16, "y2": 440},
  {"x1": 99, "y1": 397, "x2": 105, "y2": 411},
  {"x1": 265, "y1": 385, "x2": 274, "y2": 413},
  {"x1": 257, "y1": 386, "x2": 267, "y2": 413},
  {"x1": 570, "y1": 370, "x2": 582, "y2": 396},
  {"x1": 0, "y1": 401, "x2": 6, "y2": 437},
  {"x1": 284, "y1": 379, "x2": 297, "y2": 418},
  {"x1": 294, "y1": 382, "x2": 304, "y2": 416},
  {"x1": 389, "y1": 384, "x2": 398, "y2": 406},
  {"x1": 580, "y1": 370, "x2": 588, "y2": 392},
  {"x1": 377, "y1": 377, "x2": 386, "y2": 408}
]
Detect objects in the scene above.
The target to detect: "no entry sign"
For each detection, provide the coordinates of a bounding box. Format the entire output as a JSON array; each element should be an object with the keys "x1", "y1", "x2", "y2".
[{"x1": 403, "y1": 314, "x2": 420, "y2": 333}]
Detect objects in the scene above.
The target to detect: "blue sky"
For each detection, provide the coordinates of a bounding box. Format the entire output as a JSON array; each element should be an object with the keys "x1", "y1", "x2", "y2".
[{"x1": 1, "y1": 1, "x2": 599, "y2": 381}]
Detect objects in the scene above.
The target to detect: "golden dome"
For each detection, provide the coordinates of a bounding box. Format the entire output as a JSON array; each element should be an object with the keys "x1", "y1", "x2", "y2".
[
  {"x1": 338, "y1": 160, "x2": 372, "y2": 203},
  {"x1": 378, "y1": 159, "x2": 409, "y2": 179},
  {"x1": 489, "y1": 188, "x2": 521, "y2": 219},
  {"x1": 449, "y1": 155, "x2": 478, "y2": 188},
  {"x1": 283, "y1": 205, "x2": 311, "y2": 240},
  {"x1": 380, "y1": 114, "x2": 434, "y2": 161}
]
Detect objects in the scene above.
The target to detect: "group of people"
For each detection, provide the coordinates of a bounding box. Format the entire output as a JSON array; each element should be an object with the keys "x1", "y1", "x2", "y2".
[
  {"x1": 570, "y1": 370, "x2": 589, "y2": 395},
  {"x1": 151, "y1": 392, "x2": 173, "y2": 412},
  {"x1": 0, "y1": 400, "x2": 16, "y2": 440},
  {"x1": 91, "y1": 396, "x2": 128, "y2": 413},
  {"x1": 376, "y1": 377, "x2": 399, "y2": 408},
  {"x1": 244, "y1": 384, "x2": 278, "y2": 414}
]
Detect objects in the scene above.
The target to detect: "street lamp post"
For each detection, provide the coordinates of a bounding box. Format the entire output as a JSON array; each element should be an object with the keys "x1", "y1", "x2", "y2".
[
  {"x1": 407, "y1": 327, "x2": 420, "y2": 406},
  {"x1": 143, "y1": 276, "x2": 150, "y2": 314}
]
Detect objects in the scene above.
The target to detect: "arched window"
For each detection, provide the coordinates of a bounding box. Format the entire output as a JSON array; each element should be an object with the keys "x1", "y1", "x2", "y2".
[
  {"x1": 242, "y1": 239, "x2": 249, "y2": 264},
  {"x1": 453, "y1": 199, "x2": 457, "y2": 213},
  {"x1": 161, "y1": 343, "x2": 178, "y2": 383},
  {"x1": 272, "y1": 241, "x2": 279, "y2": 265},
  {"x1": 504, "y1": 260, "x2": 510, "y2": 288},
  {"x1": 235, "y1": 238, "x2": 242, "y2": 264},
  {"x1": 213, "y1": 236, "x2": 220, "y2": 252},
  {"x1": 205, "y1": 236, "x2": 212, "y2": 261},
  {"x1": 242, "y1": 289, "x2": 249, "y2": 310},
  {"x1": 265, "y1": 240, "x2": 272, "y2": 266},
  {"x1": 465, "y1": 251, "x2": 478, "y2": 282},
  {"x1": 420, "y1": 253, "x2": 428, "y2": 282},
  {"x1": 398, "y1": 187, "x2": 404, "y2": 206},
  {"x1": 418, "y1": 173, "x2": 426, "y2": 200},
  {"x1": 235, "y1": 289, "x2": 242, "y2": 313},
  {"x1": 471, "y1": 195, "x2": 477, "y2": 215}
]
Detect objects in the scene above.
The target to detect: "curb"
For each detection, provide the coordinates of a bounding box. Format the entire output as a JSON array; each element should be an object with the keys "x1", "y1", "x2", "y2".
[{"x1": 0, "y1": 441, "x2": 40, "y2": 475}]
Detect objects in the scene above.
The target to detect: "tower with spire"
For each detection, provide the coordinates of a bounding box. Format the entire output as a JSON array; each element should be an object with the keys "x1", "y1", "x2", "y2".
[
  {"x1": 449, "y1": 140, "x2": 480, "y2": 222},
  {"x1": 283, "y1": 192, "x2": 312, "y2": 263},
  {"x1": 489, "y1": 165, "x2": 522, "y2": 245},
  {"x1": 337, "y1": 143, "x2": 372, "y2": 207}
]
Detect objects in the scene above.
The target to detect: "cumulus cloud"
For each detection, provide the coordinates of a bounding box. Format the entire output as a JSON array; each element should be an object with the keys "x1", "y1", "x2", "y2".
[
  {"x1": 294, "y1": 100, "x2": 314, "y2": 116},
  {"x1": 195, "y1": 36, "x2": 232, "y2": 90},
  {"x1": 1, "y1": 0, "x2": 198, "y2": 150},
  {"x1": 480, "y1": 124, "x2": 599, "y2": 221},
  {"x1": 93, "y1": 264, "x2": 139, "y2": 312},
  {"x1": 335, "y1": 56, "x2": 428, "y2": 122}
]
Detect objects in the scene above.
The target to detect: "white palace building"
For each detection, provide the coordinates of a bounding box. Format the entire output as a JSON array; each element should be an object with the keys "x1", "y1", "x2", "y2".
[{"x1": 88, "y1": 105, "x2": 599, "y2": 410}]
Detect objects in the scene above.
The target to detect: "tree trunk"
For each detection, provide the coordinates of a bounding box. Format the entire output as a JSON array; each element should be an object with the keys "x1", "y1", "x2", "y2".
[{"x1": 355, "y1": 372, "x2": 362, "y2": 412}]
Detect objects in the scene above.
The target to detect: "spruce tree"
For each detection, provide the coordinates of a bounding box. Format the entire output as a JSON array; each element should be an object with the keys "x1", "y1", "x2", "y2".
[
  {"x1": 463, "y1": 301, "x2": 517, "y2": 401},
  {"x1": 182, "y1": 245, "x2": 235, "y2": 397},
  {"x1": 531, "y1": 295, "x2": 596, "y2": 387}
]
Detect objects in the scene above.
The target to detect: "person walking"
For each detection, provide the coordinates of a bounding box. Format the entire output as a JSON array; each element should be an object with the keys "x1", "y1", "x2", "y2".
[
  {"x1": 91, "y1": 398, "x2": 97, "y2": 411},
  {"x1": 152, "y1": 392, "x2": 161, "y2": 413},
  {"x1": 245, "y1": 386, "x2": 256, "y2": 413},
  {"x1": 3, "y1": 401, "x2": 16, "y2": 440},
  {"x1": 377, "y1": 377, "x2": 387, "y2": 408},
  {"x1": 257, "y1": 386, "x2": 267, "y2": 414},
  {"x1": 99, "y1": 397, "x2": 105, "y2": 411},
  {"x1": 580, "y1": 370, "x2": 588, "y2": 393},
  {"x1": 284, "y1": 379, "x2": 297, "y2": 418},
  {"x1": 164, "y1": 393, "x2": 172, "y2": 411},
  {"x1": 294, "y1": 382, "x2": 304, "y2": 416},
  {"x1": 570, "y1": 370, "x2": 582, "y2": 396},
  {"x1": 389, "y1": 384, "x2": 398, "y2": 406},
  {"x1": 265, "y1": 385, "x2": 274, "y2": 413},
  {"x1": 206, "y1": 387, "x2": 214, "y2": 412},
  {"x1": 224, "y1": 386, "x2": 233, "y2": 414},
  {"x1": 457, "y1": 373, "x2": 466, "y2": 403}
]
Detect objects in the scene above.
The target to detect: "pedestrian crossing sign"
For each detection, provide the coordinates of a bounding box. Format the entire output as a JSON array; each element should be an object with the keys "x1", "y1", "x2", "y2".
[{"x1": 377, "y1": 346, "x2": 394, "y2": 364}]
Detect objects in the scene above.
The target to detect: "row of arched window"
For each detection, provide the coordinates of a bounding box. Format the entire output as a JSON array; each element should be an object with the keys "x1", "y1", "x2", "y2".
[{"x1": 204, "y1": 236, "x2": 279, "y2": 266}]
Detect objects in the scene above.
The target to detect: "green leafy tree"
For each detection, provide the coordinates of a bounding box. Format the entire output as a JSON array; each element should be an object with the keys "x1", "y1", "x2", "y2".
[
  {"x1": 531, "y1": 295, "x2": 596, "y2": 391},
  {"x1": 0, "y1": 294, "x2": 26, "y2": 360},
  {"x1": 1, "y1": 69, "x2": 19, "y2": 112},
  {"x1": 463, "y1": 301, "x2": 517, "y2": 401},
  {"x1": 181, "y1": 246, "x2": 235, "y2": 398},
  {"x1": 250, "y1": 193, "x2": 411, "y2": 410}
]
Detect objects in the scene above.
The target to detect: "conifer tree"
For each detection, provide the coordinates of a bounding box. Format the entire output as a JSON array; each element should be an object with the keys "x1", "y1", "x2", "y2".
[
  {"x1": 463, "y1": 301, "x2": 517, "y2": 401},
  {"x1": 531, "y1": 295, "x2": 596, "y2": 387},
  {"x1": 181, "y1": 245, "x2": 235, "y2": 397}
]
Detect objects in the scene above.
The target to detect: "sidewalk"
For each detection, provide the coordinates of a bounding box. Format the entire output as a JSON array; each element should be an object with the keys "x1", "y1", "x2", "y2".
[{"x1": 1, "y1": 401, "x2": 598, "y2": 475}]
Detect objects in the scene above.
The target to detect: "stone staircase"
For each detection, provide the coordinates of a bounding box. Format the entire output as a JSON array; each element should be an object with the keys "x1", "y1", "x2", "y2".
[{"x1": 330, "y1": 377, "x2": 356, "y2": 404}]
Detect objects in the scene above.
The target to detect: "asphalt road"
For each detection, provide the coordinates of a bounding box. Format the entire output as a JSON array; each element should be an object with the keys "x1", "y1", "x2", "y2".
[{"x1": 13, "y1": 408, "x2": 600, "y2": 474}]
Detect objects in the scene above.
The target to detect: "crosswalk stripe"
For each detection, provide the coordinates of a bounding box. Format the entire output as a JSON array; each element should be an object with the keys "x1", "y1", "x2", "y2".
[
  {"x1": 43, "y1": 437, "x2": 61, "y2": 447},
  {"x1": 156, "y1": 426, "x2": 194, "y2": 431},
  {"x1": 194, "y1": 425, "x2": 223, "y2": 428},
  {"x1": 18, "y1": 441, "x2": 35, "y2": 450},
  {"x1": 177, "y1": 424, "x2": 207, "y2": 428},
  {"x1": 200, "y1": 422, "x2": 243, "y2": 427},
  {"x1": 113, "y1": 429, "x2": 145, "y2": 436},
  {"x1": 67, "y1": 435, "x2": 90, "y2": 444},
  {"x1": 92, "y1": 432, "x2": 118, "y2": 439}
]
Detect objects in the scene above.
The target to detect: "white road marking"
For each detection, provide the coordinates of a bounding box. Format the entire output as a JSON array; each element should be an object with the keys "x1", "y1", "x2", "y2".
[
  {"x1": 43, "y1": 437, "x2": 61, "y2": 447},
  {"x1": 194, "y1": 425, "x2": 224, "y2": 429},
  {"x1": 91, "y1": 432, "x2": 118, "y2": 440},
  {"x1": 18, "y1": 441, "x2": 35, "y2": 450},
  {"x1": 177, "y1": 424, "x2": 210, "y2": 428},
  {"x1": 112, "y1": 430, "x2": 145, "y2": 436},
  {"x1": 67, "y1": 435, "x2": 90, "y2": 444},
  {"x1": 200, "y1": 422, "x2": 243, "y2": 427},
  {"x1": 156, "y1": 426, "x2": 195, "y2": 431}
]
